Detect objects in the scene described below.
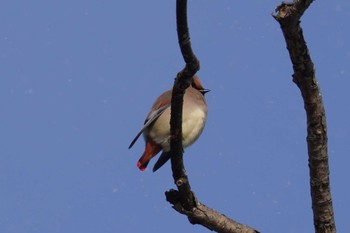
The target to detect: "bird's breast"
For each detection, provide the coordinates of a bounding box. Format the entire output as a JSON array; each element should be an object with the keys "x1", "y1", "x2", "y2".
[{"x1": 182, "y1": 107, "x2": 207, "y2": 147}]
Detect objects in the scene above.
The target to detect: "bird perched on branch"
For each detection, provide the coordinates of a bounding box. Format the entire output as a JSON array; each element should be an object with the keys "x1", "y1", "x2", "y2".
[{"x1": 128, "y1": 75, "x2": 209, "y2": 172}]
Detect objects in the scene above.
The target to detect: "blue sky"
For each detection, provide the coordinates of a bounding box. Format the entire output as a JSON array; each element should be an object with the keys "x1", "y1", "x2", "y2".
[{"x1": 1, "y1": 1, "x2": 349, "y2": 232}]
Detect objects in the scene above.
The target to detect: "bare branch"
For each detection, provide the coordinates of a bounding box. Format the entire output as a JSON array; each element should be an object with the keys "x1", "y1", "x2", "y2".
[
  {"x1": 166, "y1": 189, "x2": 258, "y2": 233},
  {"x1": 169, "y1": 0, "x2": 200, "y2": 211},
  {"x1": 167, "y1": 0, "x2": 259, "y2": 232},
  {"x1": 273, "y1": 1, "x2": 336, "y2": 232}
]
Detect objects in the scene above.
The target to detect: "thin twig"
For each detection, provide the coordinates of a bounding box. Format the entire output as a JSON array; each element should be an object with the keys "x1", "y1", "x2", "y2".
[
  {"x1": 169, "y1": 0, "x2": 200, "y2": 211},
  {"x1": 167, "y1": 0, "x2": 259, "y2": 232}
]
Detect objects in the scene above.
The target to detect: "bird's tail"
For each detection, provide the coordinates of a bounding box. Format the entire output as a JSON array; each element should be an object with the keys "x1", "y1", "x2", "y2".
[
  {"x1": 137, "y1": 140, "x2": 161, "y2": 171},
  {"x1": 152, "y1": 151, "x2": 171, "y2": 172}
]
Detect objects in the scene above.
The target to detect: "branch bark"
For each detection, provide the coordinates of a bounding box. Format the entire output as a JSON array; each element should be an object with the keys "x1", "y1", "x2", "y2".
[
  {"x1": 166, "y1": 0, "x2": 259, "y2": 232},
  {"x1": 273, "y1": 1, "x2": 336, "y2": 233}
]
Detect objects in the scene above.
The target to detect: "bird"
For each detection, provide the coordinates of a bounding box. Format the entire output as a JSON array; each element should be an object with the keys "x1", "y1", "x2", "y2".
[{"x1": 128, "y1": 75, "x2": 209, "y2": 172}]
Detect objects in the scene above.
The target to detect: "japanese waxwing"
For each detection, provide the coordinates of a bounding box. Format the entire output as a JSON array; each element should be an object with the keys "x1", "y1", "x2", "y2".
[{"x1": 128, "y1": 75, "x2": 209, "y2": 172}]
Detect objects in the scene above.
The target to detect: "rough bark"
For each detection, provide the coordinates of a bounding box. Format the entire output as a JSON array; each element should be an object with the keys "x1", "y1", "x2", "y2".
[{"x1": 273, "y1": 1, "x2": 336, "y2": 232}]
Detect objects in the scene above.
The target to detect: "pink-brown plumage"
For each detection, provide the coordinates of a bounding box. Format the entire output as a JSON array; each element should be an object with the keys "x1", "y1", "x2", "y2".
[{"x1": 129, "y1": 76, "x2": 209, "y2": 172}]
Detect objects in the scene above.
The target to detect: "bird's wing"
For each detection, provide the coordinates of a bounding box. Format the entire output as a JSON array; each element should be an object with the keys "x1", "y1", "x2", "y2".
[{"x1": 128, "y1": 103, "x2": 170, "y2": 149}]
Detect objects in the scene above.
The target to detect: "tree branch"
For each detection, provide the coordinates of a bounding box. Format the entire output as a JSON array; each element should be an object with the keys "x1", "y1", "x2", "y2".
[
  {"x1": 273, "y1": 1, "x2": 336, "y2": 232},
  {"x1": 169, "y1": 0, "x2": 199, "y2": 212},
  {"x1": 167, "y1": 0, "x2": 259, "y2": 232}
]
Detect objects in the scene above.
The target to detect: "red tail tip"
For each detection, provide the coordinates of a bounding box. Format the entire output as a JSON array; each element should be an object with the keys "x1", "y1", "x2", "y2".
[{"x1": 137, "y1": 161, "x2": 146, "y2": 171}]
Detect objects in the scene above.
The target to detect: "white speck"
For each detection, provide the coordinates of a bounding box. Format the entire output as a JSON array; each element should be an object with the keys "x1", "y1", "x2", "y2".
[
  {"x1": 335, "y1": 4, "x2": 343, "y2": 12},
  {"x1": 24, "y1": 89, "x2": 34, "y2": 95},
  {"x1": 285, "y1": 181, "x2": 292, "y2": 187}
]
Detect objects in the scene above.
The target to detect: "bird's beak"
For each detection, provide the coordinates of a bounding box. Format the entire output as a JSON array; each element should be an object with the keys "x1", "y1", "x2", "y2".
[{"x1": 200, "y1": 89, "x2": 210, "y2": 95}]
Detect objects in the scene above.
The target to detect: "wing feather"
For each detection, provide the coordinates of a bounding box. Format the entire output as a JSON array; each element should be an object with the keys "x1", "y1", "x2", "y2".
[{"x1": 128, "y1": 104, "x2": 170, "y2": 149}]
